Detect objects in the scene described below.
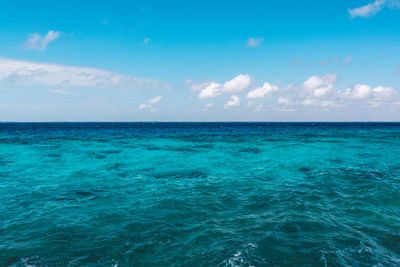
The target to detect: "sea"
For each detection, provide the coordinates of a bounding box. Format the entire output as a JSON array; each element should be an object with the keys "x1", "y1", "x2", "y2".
[{"x1": 0, "y1": 122, "x2": 399, "y2": 266}]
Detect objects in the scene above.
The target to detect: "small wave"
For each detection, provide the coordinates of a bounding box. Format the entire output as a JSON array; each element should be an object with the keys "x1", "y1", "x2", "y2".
[{"x1": 221, "y1": 243, "x2": 264, "y2": 267}]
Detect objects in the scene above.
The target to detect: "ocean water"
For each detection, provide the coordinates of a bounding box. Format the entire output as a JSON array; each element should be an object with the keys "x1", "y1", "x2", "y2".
[{"x1": 1, "y1": 122, "x2": 400, "y2": 267}]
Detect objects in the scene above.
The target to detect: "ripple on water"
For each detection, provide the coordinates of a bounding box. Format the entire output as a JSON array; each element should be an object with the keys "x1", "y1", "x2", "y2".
[{"x1": 1, "y1": 122, "x2": 400, "y2": 266}]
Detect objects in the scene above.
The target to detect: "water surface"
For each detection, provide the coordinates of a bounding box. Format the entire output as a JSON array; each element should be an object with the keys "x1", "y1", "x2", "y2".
[{"x1": 1, "y1": 122, "x2": 399, "y2": 266}]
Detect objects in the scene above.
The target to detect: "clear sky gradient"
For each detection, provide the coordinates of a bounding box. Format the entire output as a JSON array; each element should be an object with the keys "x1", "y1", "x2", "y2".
[{"x1": 1, "y1": 0, "x2": 400, "y2": 121}]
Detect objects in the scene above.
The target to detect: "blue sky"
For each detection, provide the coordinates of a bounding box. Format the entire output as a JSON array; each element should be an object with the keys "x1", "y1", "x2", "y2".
[{"x1": 1, "y1": 0, "x2": 400, "y2": 121}]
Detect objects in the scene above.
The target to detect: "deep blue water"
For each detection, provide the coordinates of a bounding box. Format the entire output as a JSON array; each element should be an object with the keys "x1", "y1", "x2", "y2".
[{"x1": 1, "y1": 122, "x2": 400, "y2": 266}]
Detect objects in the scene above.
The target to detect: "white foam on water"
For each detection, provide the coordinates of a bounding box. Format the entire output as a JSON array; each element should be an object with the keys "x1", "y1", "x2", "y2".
[{"x1": 222, "y1": 243, "x2": 259, "y2": 267}]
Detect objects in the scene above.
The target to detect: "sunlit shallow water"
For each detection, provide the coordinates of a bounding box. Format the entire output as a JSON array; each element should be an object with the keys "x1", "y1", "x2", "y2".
[{"x1": 1, "y1": 122, "x2": 399, "y2": 266}]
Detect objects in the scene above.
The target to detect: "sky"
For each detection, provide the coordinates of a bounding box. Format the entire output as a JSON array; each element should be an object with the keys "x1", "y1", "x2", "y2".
[{"x1": 1, "y1": 0, "x2": 400, "y2": 121}]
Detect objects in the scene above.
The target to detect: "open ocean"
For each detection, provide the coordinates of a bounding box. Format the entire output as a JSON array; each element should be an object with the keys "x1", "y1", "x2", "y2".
[{"x1": 1, "y1": 122, "x2": 399, "y2": 266}]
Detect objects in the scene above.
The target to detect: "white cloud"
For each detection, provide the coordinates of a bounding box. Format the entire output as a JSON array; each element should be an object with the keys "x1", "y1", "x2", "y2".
[
  {"x1": 340, "y1": 84, "x2": 395, "y2": 100},
  {"x1": 224, "y1": 95, "x2": 240, "y2": 109},
  {"x1": 247, "y1": 82, "x2": 278, "y2": 99},
  {"x1": 349, "y1": 0, "x2": 385, "y2": 18},
  {"x1": 340, "y1": 84, "x2": 372, "y2": 99},
  {"x1": 303, "y1": 73, "x2": 336, "y2": 90},
  {"x1": 194, "y1": 73, "x2": 398, "y2": 114},
  {"x1": 348, "y1": 0, "x2": 398, "y2": 18},
  {"x1": 138, "y1": 104, "x2": 151, "y2": 110},
  {"x1": 139, "y1": 95, "x2": 163, "y2": 110},
  {"x1": 303, "y1": 73, "x2": 336, "y2": 98},
  {"x1": 0, "y1": 58, "x2": 169, "y2": 90},
  {"x1": 246, "y1": 37, "x2": 264, "y2": 47},
  {"x1": 198, "y1": 82, "x2": 222, "y2": 99},
  {"x1": 197, "y1": 74, "x2": 251, "y2": 99},
  {"x1": 149, "y1": 95, "x2": 162, "y2": 104},
  {"x1": 296, "y1": 75, "x2": 397, "y2": 109},
  {"x1": 338, "y1": 84, "x2": 397, "y2": 108},
  {"x1": 24, "y1": 30, "x2": 61, "y2": 51},
  {"x1": 372, "y1": 86, "x2": 396, "y2": 99},
  {"x1": 294, "y1": 74, "x2": 339, "y2": 109},
  {"x1": 221, "y1": 74, "x2": 251, "y2": 94}
]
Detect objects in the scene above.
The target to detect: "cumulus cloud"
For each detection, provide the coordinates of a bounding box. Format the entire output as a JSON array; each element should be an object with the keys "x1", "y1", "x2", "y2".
[
  {"x1": 192, "y1": 72, "x2": 398, "y2": 113},
  {"x1": 291, "y1": 73, "x2": 340, "y2": 109},
  {"x1": 348, "y1": 0, "x2": 399, "y2": 18},
  {"x1": 243, "y1": 72, "x2": 398, "y2": 113},
  {"x1": 340, "y1": 84, "x2": 372, "y2": 99},
  {"x1": 224, "y1": 95, "x2": 240, "y2": 109},
  {"x1": 222, "y1": 74, "x2": 252, "y2": 94},
  {"x1": 338, "y1": 84, "x2": 397, "y2": 108},
  {"x1": 292, "y1": 74, "x2": 397, "y2": 109},
  {"x1": 196, "y1": 74, "x2": 251, "y2": 99},
  {"x1": 197, "y1": 82, "x2": 221, "y2": 99},
  {"x1": 373, "y1": 86, "x2": 397, "y2": 99},
  {"x1": 247, "y1": 82, "x2": 278, "y2": 99},
  {"x1": 246, "y1": 37, "x2": 264, "y2": 47},
  {"x1": 0, "y1": 58, "x2": 170, "y2": 90},
  {"x1": 340, "y1": 84, "x2": 395, "y2": 100},
  {"x1": 303, "y1": 73, "x2": 336, "y2": 98},
  {"x1": 24, "y1": 30, "x2": 61, "y2": 51}
]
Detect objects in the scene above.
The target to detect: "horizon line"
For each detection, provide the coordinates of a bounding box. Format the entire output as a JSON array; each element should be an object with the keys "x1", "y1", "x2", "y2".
[{"x1": 1, "y1": 121, "x2": 400, "y2": 123}]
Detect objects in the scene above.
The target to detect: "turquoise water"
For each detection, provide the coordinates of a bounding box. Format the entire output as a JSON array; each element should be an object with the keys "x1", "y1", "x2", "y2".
[{"x1": 1, "y1": 122, "x2": 400, "y2": 266}]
